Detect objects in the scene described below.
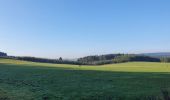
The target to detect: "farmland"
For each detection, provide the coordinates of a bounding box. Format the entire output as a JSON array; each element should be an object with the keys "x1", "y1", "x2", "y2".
[{"x1": 0, "y1": 58, "x2": 170, "y2": 100}]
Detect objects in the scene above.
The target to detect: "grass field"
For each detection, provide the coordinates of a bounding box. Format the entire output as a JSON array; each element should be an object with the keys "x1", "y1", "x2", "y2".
[{"x1": 0, "y1": 58, "x2": 170, "y2": 100}]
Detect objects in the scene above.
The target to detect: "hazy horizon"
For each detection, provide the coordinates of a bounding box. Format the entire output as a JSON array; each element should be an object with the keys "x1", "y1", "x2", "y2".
[
  {"x1": 1, "y1": 51, "x2": 170, "y2": 59},
  {"x1": 0, "y1": 0, "x2": 170, "y2": 58}
]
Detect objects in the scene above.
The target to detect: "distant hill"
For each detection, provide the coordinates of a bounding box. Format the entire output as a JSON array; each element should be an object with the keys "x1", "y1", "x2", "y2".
[{"x1": 141, "y1": 52, "x2": 170, "y2": 57}]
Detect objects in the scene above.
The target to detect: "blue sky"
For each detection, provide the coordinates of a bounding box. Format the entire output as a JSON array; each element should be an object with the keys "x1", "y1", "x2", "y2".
[{"x1": 0, "y1": 0, "x2": 170, "y2": 58}]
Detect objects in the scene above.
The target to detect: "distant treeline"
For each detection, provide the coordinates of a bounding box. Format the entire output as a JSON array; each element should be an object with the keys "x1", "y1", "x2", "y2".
[
  {"x1": 77, "y1": 54, "x2": 120, "y2": 65},
  {"x1": 0, "y1": 52, "x2": 170, "y2": 65},
  {"x1": 78, "y1": 54, "x2": 170, "y2": 65},
  {"x1": 0, "y1": 52, "x2": 7, "y2": 57},
  {"x1": 160, "y1": 57, "x2": 170, "y2": 63},
  {"x1": 1, "y1": 56, "x2": 81, "y2": 65}
]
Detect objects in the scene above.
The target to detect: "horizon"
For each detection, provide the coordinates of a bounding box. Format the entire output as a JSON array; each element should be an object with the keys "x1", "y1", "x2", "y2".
[
  {"x1": 1, "y1": 51, "x2": 170, "y2": 59},
  {"x1": 0, "y1": 0, "x2": 170, "y2": 58}
]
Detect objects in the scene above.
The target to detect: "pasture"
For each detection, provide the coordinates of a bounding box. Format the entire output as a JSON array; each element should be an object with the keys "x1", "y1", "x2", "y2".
[{"x1": 0, "y1": 58, "x2": 170, "y2": 100}]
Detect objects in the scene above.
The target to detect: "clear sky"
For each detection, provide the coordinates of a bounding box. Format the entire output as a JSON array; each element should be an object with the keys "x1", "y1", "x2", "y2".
[{"x1": 0, "y1": 0, "x2": 170, "y2": 58}]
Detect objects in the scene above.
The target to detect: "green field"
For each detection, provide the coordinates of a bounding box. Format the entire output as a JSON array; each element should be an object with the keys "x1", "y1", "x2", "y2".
[{"x1": 0, "y1": 58, "x2": 170, "y2": 100}]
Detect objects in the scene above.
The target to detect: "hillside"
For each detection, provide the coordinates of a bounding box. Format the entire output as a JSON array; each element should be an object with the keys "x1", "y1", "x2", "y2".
[
  {"x1": 141, "y1": 52, "x2": 170, "y2": 57},
  {"x1": 0, "y1": 58, "x2": 170, "y2": 100}
]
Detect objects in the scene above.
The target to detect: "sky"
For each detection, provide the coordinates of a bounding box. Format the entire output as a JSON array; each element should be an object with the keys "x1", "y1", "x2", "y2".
[{"x1": 0, "y1": 0, "x2": 170, "y2": 59}]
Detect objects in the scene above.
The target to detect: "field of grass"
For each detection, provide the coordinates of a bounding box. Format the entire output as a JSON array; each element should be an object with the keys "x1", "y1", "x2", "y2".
[{"x1": 0, "y1": 58, "x2": 170, "y2": 100}]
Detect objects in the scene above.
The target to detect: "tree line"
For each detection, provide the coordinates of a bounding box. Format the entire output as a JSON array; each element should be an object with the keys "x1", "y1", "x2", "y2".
[
  {"x1": 77, "y1": 54, "x2": 121, "y2": 65},
  {"x1": 1, "y1": 56, "x2": 81, "y2": 65},
  {"x1": 1, "y1": 52, "x2": 170, "y2": 65},
  {"x1": 0, "y1": 52, "x2": 7, "y2": 56},
  {"x1": 160, "y1": 57, "x2": 170, "y2": 62},
  {"x1": 77, "y1": 54, "x2": 170, "y2": 65}
]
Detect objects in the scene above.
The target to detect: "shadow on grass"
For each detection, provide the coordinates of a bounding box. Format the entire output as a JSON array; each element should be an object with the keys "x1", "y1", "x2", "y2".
[{"x1": 1, "y1": 63, "x2": 170, "y2": 100}]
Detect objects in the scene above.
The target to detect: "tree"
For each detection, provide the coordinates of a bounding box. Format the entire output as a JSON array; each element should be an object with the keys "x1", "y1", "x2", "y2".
[{"x1": 59, "y1": 57, "x2": 63, "y2": 61}]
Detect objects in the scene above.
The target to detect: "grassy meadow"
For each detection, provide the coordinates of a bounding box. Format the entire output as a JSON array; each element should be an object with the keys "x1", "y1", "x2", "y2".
[{"x1": 0, "y1": 58, "x2": 170, "y2": 100}]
